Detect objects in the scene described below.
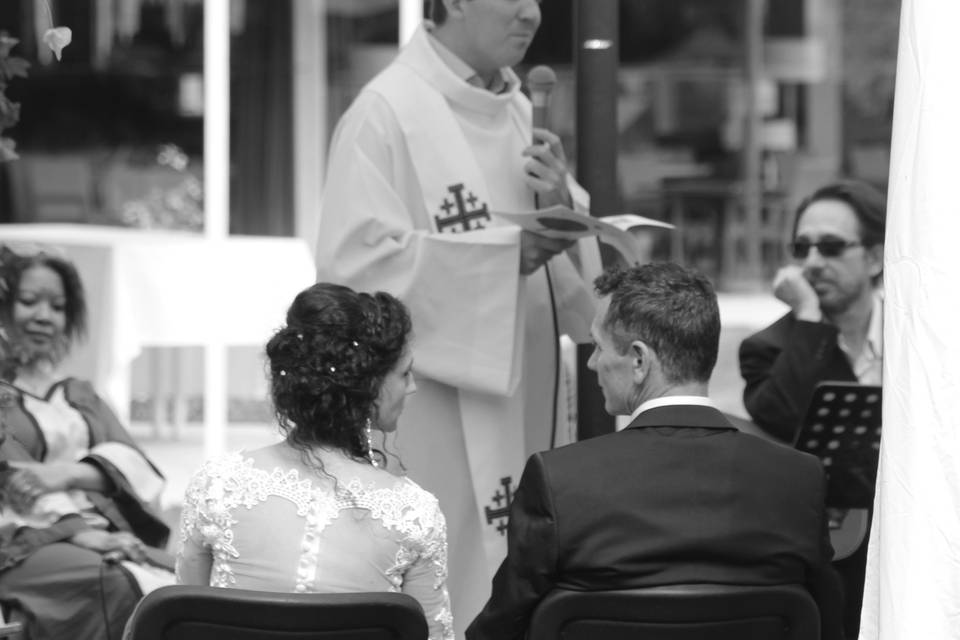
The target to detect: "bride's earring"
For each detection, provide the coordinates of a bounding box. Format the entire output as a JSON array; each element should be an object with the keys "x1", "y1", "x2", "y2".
[{"x1": 365, "y1": 417, "x2": 380, "y2": 468}]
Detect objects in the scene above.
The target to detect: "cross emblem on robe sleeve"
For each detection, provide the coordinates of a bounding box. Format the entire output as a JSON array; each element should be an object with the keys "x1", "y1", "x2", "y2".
[{"x1": 434, "y1": 183, "x2": 491, "y2": 233}]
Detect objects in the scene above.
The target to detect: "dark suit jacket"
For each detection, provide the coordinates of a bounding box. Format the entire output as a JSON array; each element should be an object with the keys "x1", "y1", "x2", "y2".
[
  {"x1": 739, "y1": 312, "x2": 857, "y2": 442},
  {"x1": 466, "y1": 404, "x2": 844, "y2": 640},
  {"x1": 739, "y1": 312, "x2": 872, "y2": 638}
]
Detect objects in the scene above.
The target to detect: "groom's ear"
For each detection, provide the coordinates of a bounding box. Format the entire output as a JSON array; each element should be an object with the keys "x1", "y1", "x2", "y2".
[
  {"x1": 632, "y1": 340, "x2": 665, "y2": 387},
  {"x1": 630, "y1": 341, "x2": 649, "y2": 384}
]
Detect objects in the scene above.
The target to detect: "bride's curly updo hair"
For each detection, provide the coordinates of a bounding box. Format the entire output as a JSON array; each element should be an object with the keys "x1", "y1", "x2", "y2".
[{"x1": 265, "y1": 282, "x2": 412, "y2": 465}]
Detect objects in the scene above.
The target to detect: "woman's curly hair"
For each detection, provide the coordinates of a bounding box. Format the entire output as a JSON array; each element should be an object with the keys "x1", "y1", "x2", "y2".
[{"x1": 265, "y1": 282, "x2": 412, "y2": 465}]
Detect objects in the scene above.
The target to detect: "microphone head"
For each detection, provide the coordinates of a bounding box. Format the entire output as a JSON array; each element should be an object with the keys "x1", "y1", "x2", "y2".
[{"x1": 526, "y1": 65, "x2": 557, "y2": 95}]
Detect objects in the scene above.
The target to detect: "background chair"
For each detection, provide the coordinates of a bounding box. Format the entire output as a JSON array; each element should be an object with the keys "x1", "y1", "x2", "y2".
[
  {"x1": 527, "y1": 584, "x2": 820, "y2": 640},
  {"x1": 122, "y1": 585, "x2": 428, "y2": 640}
]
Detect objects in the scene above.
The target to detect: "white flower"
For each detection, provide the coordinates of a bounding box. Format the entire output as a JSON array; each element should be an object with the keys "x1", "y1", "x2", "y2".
[{"x1": 42, "y1": 27, "x2": 71, "y2": 61}]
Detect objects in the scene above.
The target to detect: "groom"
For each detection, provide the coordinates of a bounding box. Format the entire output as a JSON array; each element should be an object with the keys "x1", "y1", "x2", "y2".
[{"x1": 467, "y1": 262, "x2": 844, "y2": 640}]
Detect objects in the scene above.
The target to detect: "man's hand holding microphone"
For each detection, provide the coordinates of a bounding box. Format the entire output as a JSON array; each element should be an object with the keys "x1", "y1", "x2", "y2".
[{"x1": 519, "y1": 65, "x2": 575, "y2": 275}]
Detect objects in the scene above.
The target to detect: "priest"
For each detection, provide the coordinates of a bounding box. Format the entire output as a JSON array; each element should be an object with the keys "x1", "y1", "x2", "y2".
[{"x1": 314, "y1": 0, "x2": 600, "y2": 634}]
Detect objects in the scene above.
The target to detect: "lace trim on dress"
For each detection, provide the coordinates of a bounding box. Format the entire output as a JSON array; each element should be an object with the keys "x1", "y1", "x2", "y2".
[
  {"x1": 180, "y1": 453, "x2": 450, "y2": 600},
  {"x1": 435, "y1": 606, "x2": 455, "y2": 640},
  {"x1": 385, "y1": 546, "x2": 416, "y2": 591},
  {"x1": 337, "y1": 477, "x2": 446, "y2": 540},
  {"x1": 384, "y1": 539, "x2": 453, "y2": 640},
  {"x1": 295, "y1": 491, "x2": 338, "y2": 592}
]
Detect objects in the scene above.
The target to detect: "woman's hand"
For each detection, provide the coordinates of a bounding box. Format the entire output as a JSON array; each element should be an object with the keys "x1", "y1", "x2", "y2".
[
  {"x1": 70, "y1": 529, "x2": 149, "y2": 564},
  {"x1": 2, "y1": 467, "x2": 47, "y2": 512},
  {"x1": 8, "y1": 460, "x2": 108, "y2": 494}
]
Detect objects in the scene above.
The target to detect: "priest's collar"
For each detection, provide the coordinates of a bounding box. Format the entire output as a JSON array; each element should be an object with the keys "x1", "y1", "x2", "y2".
[
  {"x1": 397, "y1": 25, "x2": 522, "y2": 117},
  {"x1": 424, "y1": 26, "x2": 517, "y2": 94}
]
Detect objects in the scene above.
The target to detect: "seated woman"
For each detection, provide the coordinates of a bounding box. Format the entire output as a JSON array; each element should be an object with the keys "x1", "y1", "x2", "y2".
[
  {"x1": 176, "y1": 282, "x2": 453, "y2": 640},
  {"x1": 0, "y1": 245, "x2": 174, "y2": 640}
]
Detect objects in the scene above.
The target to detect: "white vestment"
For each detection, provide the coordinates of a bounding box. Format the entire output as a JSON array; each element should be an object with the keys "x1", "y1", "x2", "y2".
[{"x1": 315, "y1": 25, "x2": 597, "y2": 634}]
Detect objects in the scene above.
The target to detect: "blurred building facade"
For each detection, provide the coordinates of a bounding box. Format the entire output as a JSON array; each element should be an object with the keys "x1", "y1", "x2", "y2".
[
  {"x1": 0, "y1": 0, "x2": 899, "y2": 286},
  {"x1": 0, "y1": 0, "x2": 900, "y2": 423}
]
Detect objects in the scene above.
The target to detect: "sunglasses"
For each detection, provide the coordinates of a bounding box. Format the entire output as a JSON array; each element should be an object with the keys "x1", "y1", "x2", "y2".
[{"x1": 789, "y1": 238, "x2": 862, "y2": 259}]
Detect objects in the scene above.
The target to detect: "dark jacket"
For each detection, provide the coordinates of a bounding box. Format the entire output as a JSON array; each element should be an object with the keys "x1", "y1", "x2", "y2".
[
  {"x1": 739, "y1": 313, "x2": 857, "y2": 442},
  {"x1": 466, "y1": 404, "x2": 844, "y2": 640}
]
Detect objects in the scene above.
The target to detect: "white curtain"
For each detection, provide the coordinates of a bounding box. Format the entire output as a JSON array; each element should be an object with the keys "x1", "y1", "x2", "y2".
[{"x1": 859, "y1": 1, "x2": 960, "y2": 638}]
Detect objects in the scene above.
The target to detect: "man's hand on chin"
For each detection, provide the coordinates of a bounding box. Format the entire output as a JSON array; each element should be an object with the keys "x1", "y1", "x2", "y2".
[{"x1": 773, "y1": 265, "x2": 823, "y2": 323}]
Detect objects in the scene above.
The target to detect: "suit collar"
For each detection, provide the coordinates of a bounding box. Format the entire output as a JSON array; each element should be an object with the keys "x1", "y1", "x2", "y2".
[{"x1": 623, "y1": 404, "x2": 737, "y2": 431}]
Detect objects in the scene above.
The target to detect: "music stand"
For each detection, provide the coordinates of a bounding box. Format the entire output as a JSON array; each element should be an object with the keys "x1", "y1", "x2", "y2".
[{"x1": 794, "y1": 381, "x2": 882, "y2": 509}]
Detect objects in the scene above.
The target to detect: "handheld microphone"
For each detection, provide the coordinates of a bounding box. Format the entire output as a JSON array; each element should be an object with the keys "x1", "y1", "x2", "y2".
[
  {"x1": 525, "y1": 66, "x2": 563, "y2": 450},
  {"x1": 526, "y1": 65, "x2": 557, "y2": 134},
  {"x1": 525, "y1": 68, "x2": 563, "y2": 448}
]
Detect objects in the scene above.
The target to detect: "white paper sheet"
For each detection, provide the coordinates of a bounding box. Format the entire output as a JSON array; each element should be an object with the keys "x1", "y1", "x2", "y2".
[{"x1": 493, "y1": 205, "x2": 673, "y2": 264}]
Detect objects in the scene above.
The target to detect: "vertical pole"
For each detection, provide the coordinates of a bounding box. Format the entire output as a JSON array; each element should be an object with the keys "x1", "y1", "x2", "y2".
[
  {"x1": 574, "y1": 0, "x2": 618, "y2": 440},
  {"x1": 805, "y1": 0, "x2": 843, "y2": 182},
  {"x1": 293, "y1": 0, "x2": 327, "y2": 248},
  {"x1": 399, "y1": 0, "x2": 423, "y2": 46},
  {"x1": 574, "y1": 0, "x2": 620, "y2": 221},
  {"x1": 203, "y1": 0, "x2": 230, "y2": 457},
  {"x1": 741, "y1": 0, "x2": 765, "y2": 287},
  {"x1": 204, "y1": 0, "x2": 230, "y2": 242}
]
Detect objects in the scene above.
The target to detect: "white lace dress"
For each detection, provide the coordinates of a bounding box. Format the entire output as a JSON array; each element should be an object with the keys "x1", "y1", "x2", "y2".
[{"x1": 175, "y1": 447, "x2": 454, "y2": 640}]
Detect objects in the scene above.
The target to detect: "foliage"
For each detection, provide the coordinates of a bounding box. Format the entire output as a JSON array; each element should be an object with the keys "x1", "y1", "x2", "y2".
[
  {"x1": 0, "y1": 33, "x2": 30, "y2": 162},
  {"x1": 0, "y1": 245, "x2": 14, "y2": 376},
  {"x1": 0, "y1": 0, "x2": 73, "y2": 366},
  {"x1": 0, "y1": 3, "x2": 72, "y2": 163}
]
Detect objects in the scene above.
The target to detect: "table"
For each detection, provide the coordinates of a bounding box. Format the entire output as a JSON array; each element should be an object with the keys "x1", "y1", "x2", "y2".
[{"x1": 0, "y1": 224, "x2": 316, "y2": 451}]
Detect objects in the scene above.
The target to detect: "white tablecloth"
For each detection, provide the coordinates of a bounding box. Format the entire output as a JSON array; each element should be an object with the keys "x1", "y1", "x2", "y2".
[{"x1": 0, "y1": 224, "x2": 316, "y2": 428}]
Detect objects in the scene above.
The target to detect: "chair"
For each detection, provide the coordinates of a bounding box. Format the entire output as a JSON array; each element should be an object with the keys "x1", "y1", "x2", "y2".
[
  {"x1": 527, "y1": 584, "x2": 820, "y2": 640},
  {"x1": 122, "y1": 586, "x2": 428, "y2": 640}
]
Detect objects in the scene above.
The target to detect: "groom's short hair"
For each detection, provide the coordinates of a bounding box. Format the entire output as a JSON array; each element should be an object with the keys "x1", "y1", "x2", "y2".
[{"x1": 594, "y1": 262, "x2": 720, "y2": 385}]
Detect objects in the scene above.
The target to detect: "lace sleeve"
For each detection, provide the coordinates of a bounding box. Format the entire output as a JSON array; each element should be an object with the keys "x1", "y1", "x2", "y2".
[
  {"x1": 174, "y1": 460, "x2": 214, "y2": 585},
  {"x1": 400, "y1": 493, "x2": 454, "y2": 640}
]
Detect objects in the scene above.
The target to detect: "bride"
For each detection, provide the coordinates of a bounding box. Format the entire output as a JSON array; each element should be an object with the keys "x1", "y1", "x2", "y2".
[{"x1": 176, "y1": 282, "x2": 453, "y2": 640}]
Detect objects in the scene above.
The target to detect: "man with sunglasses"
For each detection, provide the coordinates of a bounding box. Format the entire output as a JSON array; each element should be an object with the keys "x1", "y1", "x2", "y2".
[{"x1": 738, "y1": 179, "x2": 886, "y2": 639}]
